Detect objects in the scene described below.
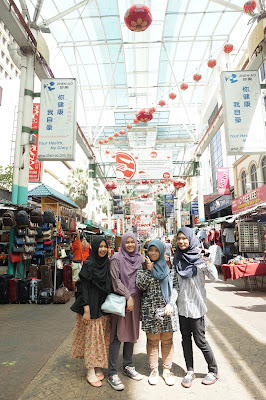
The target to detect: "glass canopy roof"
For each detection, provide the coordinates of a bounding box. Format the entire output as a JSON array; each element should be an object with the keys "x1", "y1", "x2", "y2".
[{"x1": 22, "y1": 0, "x2": 251, "y2": 170}]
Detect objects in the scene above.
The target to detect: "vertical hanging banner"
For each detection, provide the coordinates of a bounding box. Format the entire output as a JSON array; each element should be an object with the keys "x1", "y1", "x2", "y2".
[
  {"x1": 217, "y1": 168, "x2": 230, "y2": 195},
  {"x1": 113, "y1": 195, "x2": 123, "y2": 215},
  {"x1": 37, "y1": 78, "x2": 77, "y2": 160},
  {"x1": 29, "y1": 103, "x2": 42, "y2": 182},
  {"x1": 164, "y1": 194, "x2": 175, "y2": 218},
  {"x1": 221, "y1": 70, "x2": 266, "y2": 154}
]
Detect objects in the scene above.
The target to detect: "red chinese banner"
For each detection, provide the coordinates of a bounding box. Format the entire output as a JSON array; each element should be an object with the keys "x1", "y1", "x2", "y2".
[
  {"x1": 29, "y1": 103, "x2": 42, "y2": 182},
  {"x1": 217, "y1": 168, "x2": 230, "y2": 195}
]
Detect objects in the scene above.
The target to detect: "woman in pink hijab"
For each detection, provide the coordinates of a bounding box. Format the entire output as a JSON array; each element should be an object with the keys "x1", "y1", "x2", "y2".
[{"x1": 107, "y1": 232, "x2": 144, "y2": 391}]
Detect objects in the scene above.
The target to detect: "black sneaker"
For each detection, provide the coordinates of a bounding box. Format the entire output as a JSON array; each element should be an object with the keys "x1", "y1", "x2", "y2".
[
  {"x1": 181, "y1": 371, "x2": 196, "y2": 388},
  {"x1": 202, "y1": 372, "x2": 219, "y2": 385},
  {"x1": 123, "y1": 366, "x2": 142, "y2": 381},
  {"x1": 107, "y1": 374, "x2": 125, "y2": 391}
]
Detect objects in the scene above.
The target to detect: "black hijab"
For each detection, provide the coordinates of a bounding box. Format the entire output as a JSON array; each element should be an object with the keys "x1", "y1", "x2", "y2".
[
  {"x1": 79, "y1": 236, "x2": 112, "y2": 293},
  {"x1": 173, "y1": 227, "x2": 202, "y2": 279}
]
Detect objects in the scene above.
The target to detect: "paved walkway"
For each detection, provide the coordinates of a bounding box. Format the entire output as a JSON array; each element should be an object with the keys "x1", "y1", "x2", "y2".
[{"x1": 1, "y1": 273, "x2": 266, "y2": 400}]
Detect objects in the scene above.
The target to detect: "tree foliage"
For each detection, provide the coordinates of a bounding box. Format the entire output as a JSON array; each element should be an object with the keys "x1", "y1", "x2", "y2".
[
  {"x1": 66, "y1": 167, "x2": 89, "y2": 209},
  {"x1": 0, "y1": 165, "x2": 13, "y2": 191}
]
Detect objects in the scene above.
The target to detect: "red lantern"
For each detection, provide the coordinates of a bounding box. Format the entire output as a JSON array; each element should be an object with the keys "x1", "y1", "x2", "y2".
[
  {"x1": 173, "y1": 179, "x2": 186, "y2": 188},
  {"x1": 125, "y1": 179, "x2": 130, "y2": 184},
  {"x1": 224, "y1": 43, "x2": 233, "y2": 54},
  {"x1": 133, "y1": 118, "x2": 139, "y2": 124},
  {"x1": 111, "y1": 154, "x2": 116, "y2": 159},
  {"x1": 136, "y1": 108, "x2": 153, "y2": 123},
  {"x1": 207, "y1": 59, "x2": 216, "y2": 68},
  {"x1": 149, "y1": 106, "x2": 156, "y2": 113},
  {"x1": 180, "y1": 83, "x2": 188, "y2": 91},
  {"x1": 124, "y1": 4, "x2": 152, "y2": 32},
  {"x1": 98, "y1": 140, "x2": 103, "y2": 145},
  {"x1": 105, "y1": 150, "x2": 110, "y2": 155},
  {"x1": 169, "y1": 92, "x2": 176, "y2": 100},
  {"x1": 243, "y1": 1, "x2": 256, "y2": 14},
  {"x1": 105, "y1": 181, "x2": 117, "y2": 191},
  {"x1": 125, "y1": 215, "x2": 131, "y2": 220},
  {"x1": 160, "y1": 179, "x2": 164, "y2": 184},
  {"x1": 193, "y1": 73, "x2": 202, "y2": 82},
  {"x1": 141, "y1": 193, "x2": 148, "y2": 198},
  {"x1": 158, "y1": 99, "x2": 166, "y2": 107},
  {"x1": 104, "y1": 138, "x2": 109, "y2": 144},
  {"x1": 127, "y1": 124, "x2": 133, "y2": 129},
  {"x1": 142, "y1": 179, "x2": 149, "y2": 184},
  {"x1": 136, "y1": 180, "x2": 140, "y2": 184},
  {"x1": 114, "y1": 131, "x2": 119, "y2": 138},
  {"x1": 150, "y1": 179, "x2": 155, "y2": 184},
  {"x1": 120, "y1": 129, "x2": 126, "y2": 135},
  {"x1": 135, "y1": 155, "x2": 139, "y2": 159}
]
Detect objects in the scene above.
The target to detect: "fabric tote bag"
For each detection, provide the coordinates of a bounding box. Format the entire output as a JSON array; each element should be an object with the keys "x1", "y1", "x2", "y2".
[{"x1": 101, "y1": 293, "x2": 126, "y2": 317}]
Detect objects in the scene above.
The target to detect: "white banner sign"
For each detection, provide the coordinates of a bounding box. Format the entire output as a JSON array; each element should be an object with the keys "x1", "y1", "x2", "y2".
[
  {"x1": 221, "y1": 71, "x2": 266, "y2": 154},
  {"x1": 116, "y1": 151, "x2": 172, "y2": 180},
  {"x1": 37, "y1": 78, "x2": 77, "y2": 160},
  {"x1": 130, "y1": 200, "x2": 156, "y2": 215}
]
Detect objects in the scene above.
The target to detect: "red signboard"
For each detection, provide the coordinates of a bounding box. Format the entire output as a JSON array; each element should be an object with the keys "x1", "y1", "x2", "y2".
[
  {"x1": 231, "y1": 184, "x2": 266, "y2": 214},
  {"x1": 29, "y1": 103, "x2": 42, "y2": 182},
  {"x1": 217, "y1": 168, "x2": 230, "y2": 195}
]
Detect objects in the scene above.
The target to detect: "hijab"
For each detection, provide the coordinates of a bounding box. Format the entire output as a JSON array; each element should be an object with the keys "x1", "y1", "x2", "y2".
[
  {"x1": 148, "y1": 240, "x2": 172, "y2": 304},
  {"x1": 173, "y1": 227, "x2": 202, "y2": 279},
  {"x1": 111, "y1": 232, "x2": 143, "y2": 295},
  {"x1": 79, "y1": 236, "x2": 112, "y2": 293}
]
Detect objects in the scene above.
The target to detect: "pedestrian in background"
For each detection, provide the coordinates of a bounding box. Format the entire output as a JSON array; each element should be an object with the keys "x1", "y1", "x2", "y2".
[
  {"x1": 136, "y1": 240, "x2": 179, "y2": 386},
  {"x1": 71, "y1": 231, "x2": 82, "y2": 296},
  {"x1": 107, "y1": 232, "x2": 143, "y2": 391},
  {"x1": 70, "y1": 236, "x2": 112, "y2": 387},
  {"x1": 173, "y1": 227, "x2": 219, "y2": 388},
  {"x1": 82, "y1": 238, "x2": 91, "y2": 262},
  {"x1": 208, "y1": 241, "x2": 224, "y2": 273}
]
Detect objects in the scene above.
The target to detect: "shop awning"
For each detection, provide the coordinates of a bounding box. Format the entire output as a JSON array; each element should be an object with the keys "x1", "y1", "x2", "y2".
[{"x1": 226, "y1": 202, "x2": 266, "y2": 223}]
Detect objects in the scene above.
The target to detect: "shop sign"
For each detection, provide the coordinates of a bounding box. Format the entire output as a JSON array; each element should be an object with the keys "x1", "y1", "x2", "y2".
[
  {"x1": 29, "y1": 103, "x2": 42, "y2": 182},
  {"x1": 116, "y1": 150, "x2": 172, "y2": 180},
  {"x1": 209, "y1": 195, "x2": 231, "y2": 214},
  {"x1": 164, "y1": 194, "x2": 174, "y2": 218},
  {"x1": 113, "y1": 195, "x2": 123, "y2": 215},
  {"x1": 221, "y1": 70, "x2": 266, "y2": 154},
  {"x1": 181, "y1": 211, "x2": 190, "y2": 226},
  {"x1": 231, "y1": 184, "x2": 266, "y2": 214},
  {"x1": 38, "y1": 78, "x2": 77, "y2": 161},
  {"x1": 191, "y1": 200, "x2": 199, "y2": 215},
  {"x1": 217, "y1": 168, "x2": 230, "y2": 195}
]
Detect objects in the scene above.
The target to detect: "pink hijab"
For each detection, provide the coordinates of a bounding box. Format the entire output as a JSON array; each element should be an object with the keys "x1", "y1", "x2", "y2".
[{"x1": 111, "y1": 232, "x2": 143, "y2": 295}]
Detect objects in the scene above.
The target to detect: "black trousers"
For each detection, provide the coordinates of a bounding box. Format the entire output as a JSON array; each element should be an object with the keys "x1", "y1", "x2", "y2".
[
  {"x1": 108, "y1": 328, "x2": 134, "y2": 376},
  {"x1": 179, "y1": 315, "x2": 218, "y2": 374}
]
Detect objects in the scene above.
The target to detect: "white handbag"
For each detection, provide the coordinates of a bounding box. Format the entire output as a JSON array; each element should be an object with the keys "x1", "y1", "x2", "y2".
[{"x1": 101, "y1": 293, "x2": 126, "y2": 317}]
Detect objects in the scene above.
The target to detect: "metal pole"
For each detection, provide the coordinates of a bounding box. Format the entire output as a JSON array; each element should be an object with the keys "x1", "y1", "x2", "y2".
[{"x1": 54, "y1": 202, "x2": 59, "y2": 296}]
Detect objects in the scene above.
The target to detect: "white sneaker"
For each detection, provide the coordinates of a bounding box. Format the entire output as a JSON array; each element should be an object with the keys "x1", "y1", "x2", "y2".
[{"x1": 148, "y1": 370, "x2": 159, "y2": 385}]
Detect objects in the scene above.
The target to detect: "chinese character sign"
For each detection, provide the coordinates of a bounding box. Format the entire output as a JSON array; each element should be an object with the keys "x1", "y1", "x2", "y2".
[
  {"x1": 29, "y1": 103, "x2": 42, "y2": 182},
  {"x1": 221, "y1": 71, "x2": 266, "y2": 154},
  {"x1": 217, "y1": 168, "x2": 230, "y2": 195},
  {"x1": 164, "y1": 194, "x2": 174, "y2": 218},
  {"x1": 37, "y1": 79, "x2": 77, "y2": 160}
]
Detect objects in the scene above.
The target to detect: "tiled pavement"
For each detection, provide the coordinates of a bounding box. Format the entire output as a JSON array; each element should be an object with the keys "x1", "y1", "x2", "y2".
[{"x1": 1, "y1": 274, "x2": 266, "y2": 400}]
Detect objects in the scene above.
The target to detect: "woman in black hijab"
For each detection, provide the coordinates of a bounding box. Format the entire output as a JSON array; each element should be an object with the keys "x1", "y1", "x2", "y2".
[
  {"x1": 71, "y1": 236, "x2": 112, "y2": 387},
  {"x1": 173, "y1": 227, "x2": 219, "y2": 388}
]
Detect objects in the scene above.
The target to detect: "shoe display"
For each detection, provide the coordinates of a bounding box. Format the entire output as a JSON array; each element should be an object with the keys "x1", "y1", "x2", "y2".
[
  {"x1": 181, "y1": 371, "x2": 196, "y2": 388},
  {"x1": 202, "y1": 372, "x2": 219, "y2": 385},
  {"x1": 107, "y1": 374, "x2": 125, "y2": 391},
  {"x1": 162, "y1": 370, "x2": 175, "y2": 386},
  {"x1": 148, "y1": 369, "x2": 159, "y2": 385},
  {"x1": 123, "y1": 366, "x2": 142, "y2": 381}
]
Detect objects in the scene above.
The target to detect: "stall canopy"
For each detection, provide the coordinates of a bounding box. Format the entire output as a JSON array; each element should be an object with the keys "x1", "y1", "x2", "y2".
[{"x1": 28, "y1": 183, "x2": 79, "y2": 209}]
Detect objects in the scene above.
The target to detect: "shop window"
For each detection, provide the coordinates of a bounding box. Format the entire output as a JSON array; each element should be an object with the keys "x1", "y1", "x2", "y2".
[
  {"x1": 241, "y1": 170, "x2": 247, "y2": 194},
  {"x1": 250, "y1": 163, "x2": 258, "y2": 190},
  {"x1": 262, "y1": 155, "x2": 266, "y2": 184}
]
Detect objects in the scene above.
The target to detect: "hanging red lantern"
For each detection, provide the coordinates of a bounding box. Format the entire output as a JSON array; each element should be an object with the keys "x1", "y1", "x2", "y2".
[
  {"x1": 114, "y1": 131, "x2": 119, "y2": 138},
  {"x1": 136, "y1": 180, "x2": 140, "y2": 184},
  {"x1": 193, "y1": 73, "x2": 202, "y2": 82},
  {"x1": 173, "y1": 179, "x2": 186, "y2": 188},
  {"x1": 156, "y1": 214, "x2": 162, "y2": 219},
  {"x1": 141, "y1": 193, "x2": 148, "y2": 198},
  {"x1": 243, "y1": 1, "x2": 256, "y2": 14},
  {"x1": 98, "y1": 140, "x2": 103, "y2": 145},
  {"x1": 224, "y1": 43, "x2": 233, "y2": 54},
  {"x1": 207, "y1": 59, "x2": 216, "y2": 68},
  {"x1": 125, "y1": 215, "x2": 131, "y2": 220},
  {"x1": 111, "y1": 154, "x2": 116, "y2": 159},
  {"x1": 158, "y1": 99, "x2": 166, "y2": 107},
  {"x1": 180, "y1": 83, "x2": 188, "y2": 91},
  {"x1": 160, "y1": 179, "x2": 164, "y2": 184},
  {"x1": 135, "y1": 155, "x2": 139, "y2": 159},
  {"x1": 108, "y1": 136, "x2": 113, "y2": 141},
  {"x1": 142, "y1": 179, "x2": 149, "y2": 184},
  {"x1": 124, "y1": 4, "x2": 152, "y2": 32},
  {"x1": 169, "y1": 92, "x2": 176, "y2": 100},
  {"x1": 104, "y1": 138, "x2": 109, "y2": 144},
  {"x1": 150, "y1": 179, "x2": 155, "y2": 184},
  {"x1": 120, "y1": 129, "x2": 126, "y2": 135},
  {"x1": 105, "y1": 181, "x2": 117, "y2": 191},
  {"x1": 105, "y1": 150, "x2": 110, "y2": 155},
  {"x1": 127, "y1": 124, "x2": 133, "y2": 129},
  {"x1": 136, "y1": 108, "x2": 153, "y2": 123},
  {"x1": 149, "y1": 106, "x2": 156, "y2": 113},
  {"x1": 133, "y1": 118, "x2": 139, "y2": 124}
]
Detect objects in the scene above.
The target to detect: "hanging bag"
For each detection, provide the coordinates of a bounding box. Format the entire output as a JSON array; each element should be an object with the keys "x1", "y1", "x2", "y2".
[
  {"x1": 101, "y1": 293, "x2": 126, "y2": 317},
  {"x1": 10, "y1": 253, "x2": 23, "y2": 263}
]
